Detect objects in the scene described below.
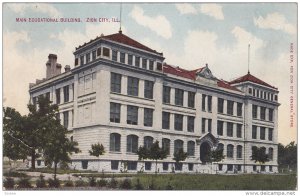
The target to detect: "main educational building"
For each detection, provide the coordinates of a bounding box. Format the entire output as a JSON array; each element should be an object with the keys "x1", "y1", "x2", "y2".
[{"x1": 29, "y1": 30, "x2": 279, "y2": 173}]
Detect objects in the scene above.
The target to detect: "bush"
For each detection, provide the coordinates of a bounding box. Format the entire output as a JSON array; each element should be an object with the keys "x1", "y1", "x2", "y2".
[
  {"x1": 89, "y1": 176, "x2": 97, "y2": 187},
  {"x1": 36, "y1": 174, "x2": 46, "y2": 188},
  {"x1": 4, "y1": 177, "x2": 15, "y2": 189},
  {"x1": 75, "y1": 179, "x2": 88, "y2": 187},
  {"x1": 64, "y1": 180, "x2": 74, "y2": 187},
  {"x1": 165, "y1": 183, "x2": 173, "y2": 190},
  {"x1": 47, "y1": 178, "x2": 60, "y2": 188},
  {"x1": 119, "y1": 178, "x2": 132, "y2": 190},
  {"x1": 97, "y1": 178, "x2": 107, "y2": 187},
  {"x1": 134, "y1": 179, "x2": 144, "y2": 190},
  {"x1": 4, "y1": 171, "x2": 28, "y2": 178},
  {"x1": 17, "y1": 177, "x2": 32, "y2": 189},
  {"x1": 109, "y1": 176, "x2": 118, "y2": 189}
]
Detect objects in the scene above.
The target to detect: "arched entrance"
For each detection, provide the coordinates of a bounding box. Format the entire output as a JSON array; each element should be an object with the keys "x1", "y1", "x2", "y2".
[{"x1": 200, "y1": 142, "x2": 211, "y2": 163}]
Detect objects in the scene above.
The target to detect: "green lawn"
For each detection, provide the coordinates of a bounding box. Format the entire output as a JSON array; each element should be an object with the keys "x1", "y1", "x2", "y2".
[{"x1": 17, "y1": 168, "x2": 98, "y2": 174}]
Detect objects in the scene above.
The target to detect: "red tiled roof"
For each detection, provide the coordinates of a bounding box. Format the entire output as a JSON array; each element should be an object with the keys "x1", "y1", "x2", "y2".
[
  {"x1": 163, "y1": 63, "x2": 240, "y2": 92},
  {"x1": 229, "y1": 72, "x2": 277, "y2": 89},
  {"x1": 76, "y1": 31, "x2": 162, "y2": 55}
]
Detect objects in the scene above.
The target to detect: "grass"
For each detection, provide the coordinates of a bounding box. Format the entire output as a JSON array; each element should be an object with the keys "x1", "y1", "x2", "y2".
[
  {"x1": 132, "y1": 174, "x2": 297, "y2": 190},
  {"x1": 18, "y1": 168, "x2": 98, "y2": 174},
  {"x1": 72, "y1": 173, "x2": 136, "y2": 178}
]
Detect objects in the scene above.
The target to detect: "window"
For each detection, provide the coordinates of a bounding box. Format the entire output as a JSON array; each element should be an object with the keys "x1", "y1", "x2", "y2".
[
  {"x1": 207, "y1": 95, "x2": 212, "y2": 112},
  {"x1": 56, "y1": 89, "x2": 60, "y2": 104},
  {"x1": 260, "y1": 107, "x2": 266, "y2": 120},
  {"x1": 269, "y1": 148, "x2": 273, "y2": 160},
  {"x1": 237, "y1": 145, "x2": 242, "y2": 159},
  {"x1": 144, "y1": 108, "x2": 153, "y2": 127},
  {"x1": 142, "y1": 58, "x2": 147, "y2": 69},
  {"x1": 202, "y1": 94, "x2": 206, "y2": 111},
  {"x1": 227, "y1": 164, "x2": 233, "y2": 171},
  {"x1": 217, "y1": 121, "x2": 223, "y2": 136},
  {"x1": 264, "y1": 92, "x2": 266, "y2": 99},
  {"x1": 75, "y1": 58, "x2": 79, "y2": 66},
  {"x1": 252, "y1": 125, "x2": 257, "y2": 139},
  {"x1": 227, "y1": 122, "x2": 233, "y2": 137},
  {"x1": 32, "y1": 97, "x2": 37, "y2": 106},
  {"x1": 269, "y1": 166, "x2": 273, "y2": 172},
  {"x1": 111, "y1": 160, "x2": 119, "y2": 170},
  {"x1": 175, "y1": 163, "x2": 183, "y2": 171},
  {"x1": 252, "y1": 105, "x2": 258, "y2": 118},
  {"x1": 97, "y1": 47, "x2": 101, "y2": 56},
  {"x1": 157, "y1": 62, "x2": 162, "y2": 71},
  {"x1": 187, "y1": 141, "x2": 195, "y2": 156},
  {"x1": 111, "y1": 73, "x2": 122, "y2": 93},
  {"x1": 128, "y1": 54, "x2": 133, "y2": 65},
  {"x1": 237, "y1": 124, "x2": 242, "y2": 138},
  {"x1": 174, "y1": 139, "x2": 183, "y2": 154},
  {"x1": 63, "y1": 111, "x2": 69, "y2": 128},
  {"x1": 261, "y1": 165, "x2": 265, "y2": 172},
  {"x1": 127, "y1": 105, "x2": 138, "y2": 125},
  {"x1": 110, "y1": 133, "x2": 121, "y2": 152},
  {"x1": 145, "y1": 162, "x2": 151, "y2": 170},
  {"x1": 218, "y1": 164, "x2": 223, "y2": 171},
  {"x1": 37, "y1": 160, "x2": 41, "y2": 166},
  {"x1": 110, "y1": 103, "x2": 121, "y2": 123},
  {"x1": 208, "y1": 119, "x2": 212, "y2": 133},
  {"x1": 162, "y1": 138, "x2": 170, "y2": 155},
  {"x1": 275, "y1": 95, "x2": 278, "y2": 101},
  {"x1": 237, "y1": 165, "x2": 242, "y2": 171},
  {"x1": 260, "y1": 127, "x2": 266, "y2": 140},
  {"x1": 271, "y1": 94, "x2": 273, "y2": 101},
  {"x1": 227, "y1": 101, "x2": 234, "y2": 115},
  {"x1": 86, "y1": 53, "x2": 90, "y2": 63},
  {"x1": 120, "y1": 52, "x2": 125, "y2": 63},
  {"x1": 269, "y1": 109, "x2": 274, "y2": 121},
  {"x1": 218, "y1": 98, "x2": 224, "y2": 113},
  {"x1": 103, "y1": 47, "x2": 110, "y2": 57},
  {"x1": 175, "y1": 89, "x2": 184, "y2": 106},
  {"x1": 163, "y1": 162, "x2": 169, "y2": 171},
  {"x1": 249, "y1": 88, "x2": 252, "y2": 94},
  {"x1": 237, "y1": 103, "x2": 243, "y2": 117},
  {"x1": 217, "y1": 143, "x2": 224, "y2": 153},
  {"x1": 253, "y1": 165, "x2": 257, "y2": 172},
  {"x1": 92, "y1": 50, "x2": 96, "y2": 61},
  {"x1": 135, "y1": 56, "x2": 140, "y2": 67},
  {"x1": 144, "y1": 80, "x2": 154, "y2": 99},
  {"x1": 268, "y1": 128, "x2": 273, "y2": 141},
  {"x1": 174, "y1": 114, "x2": 183, "y2": 131},
  {"x1": 127, "y1": 135, "x2": 138, "y2": 153},
  {"x1": 163, "y1": 86, "x2": 171, "y2": 104},
  {"x1": 112, "y1": 50, "x2": 117, "y2": 61},
  {"x1": 187, "y1": 116, "x2": 195, "y2": 132},
  {"x1": 127, "y1": 76, "x2": 139, "y2": 96},
  {"x1": 202, "y1": 118, "x2": 206, "y2": 133},
  {"x1": 82, "y1": 160, "x2": 88, "y2": 169},
  {"x1": 188, "y1": 92, "x2": 195, "y2": 108},
  {"x1": 45, "y1": 92, "x2": 50, "y2": 101},
  {"x1": 144, "y1": 136, "x2": 153, "y2": 150},
  {"x1": 253, "y1": 89, "x2": 256, "y2": 96},
  {"x1": 149, "y1": 60, "x2": 154, "y2": 70},
  {"x1": 162, "y1": 112, "x2": 170, "y2": 129},
  {"x1": 63, "y1": 86, "x2": 69, "y2": 102},
  {"x1": 227, "y1": 144, "x2": 234, "y2": 158},
  {"x1": 188, "y1": 163, "x2": 194, "y2": 171},
  {"x1": 80, "y1": 55, "x2": 84, "y2": 65},
  {"x1": 127, "y1": 161, "x2": 137, "y2": 170}
]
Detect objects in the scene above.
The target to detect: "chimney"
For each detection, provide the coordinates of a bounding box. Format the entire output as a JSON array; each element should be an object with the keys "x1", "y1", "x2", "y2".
[
  {"x1": 64, "y1": 65, "x2": 71, "y2": 72},
  {"x1": 46, "y1": 54, "x2": 62, "y2": 79}
]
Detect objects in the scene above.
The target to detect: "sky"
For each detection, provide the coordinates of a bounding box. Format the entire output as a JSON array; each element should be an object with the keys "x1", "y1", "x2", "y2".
[{"x1": 2, "y1": 3, "x2": 297, "y2": 145}]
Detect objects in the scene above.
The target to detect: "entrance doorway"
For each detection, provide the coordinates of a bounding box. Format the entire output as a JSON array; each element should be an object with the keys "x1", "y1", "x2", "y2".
[{"x1": 200, "y1": 142, "x2": 211, "y2": 163}]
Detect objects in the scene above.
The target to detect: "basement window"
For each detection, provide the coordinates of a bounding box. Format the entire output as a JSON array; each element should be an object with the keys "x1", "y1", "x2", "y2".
[{"x1": 82, "y1": 160, "x2": 88, "y2": 169}]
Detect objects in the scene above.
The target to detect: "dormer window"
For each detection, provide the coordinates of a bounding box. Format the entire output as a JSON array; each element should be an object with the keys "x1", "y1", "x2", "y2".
[{"x1": 103, "y1": 47, "x2": 110, "y2": 57}]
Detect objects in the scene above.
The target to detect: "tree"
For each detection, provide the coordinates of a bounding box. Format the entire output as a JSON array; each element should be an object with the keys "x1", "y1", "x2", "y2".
[
  {"x1": 137, "y1": 140, "x2": 168, "y2": 173},
  {"x1": 173, "y1": 149, "x2": 188, "y2": 171},
  {"x1": 207, "y1": 148, "x2": 225, "y2": 174},
  {"x1": 89, "y1": 143, "x2": 105, "y2": 157},
  {"x1": 251, "y1": 147, "x2": 269, "y2": 164},
  {"x1": 278, "y1": 142, "x2": 297, "y2": 172}
]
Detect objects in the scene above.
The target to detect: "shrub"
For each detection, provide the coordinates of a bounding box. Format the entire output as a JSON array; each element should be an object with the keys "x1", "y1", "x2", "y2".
[
  {"x1": 109, "y1": 176, "x2": 118, "y2": 189},
  {"x1": 75, "y1": 179, "x2": 88, "y2": 187},
  {"x1": 17, "y1": 177, "x2": 32, "y2": 189},
  {"x1": 134, "y1": 179, "x2": 144, "y2": 190},
  {"x1": 4, "y1": 171, "x2": 28, "y2": 178},
  {"x1": 4, "y1": 177, "x2": 15, "y2": 189},
  {"x1": 119, "y1": 178, "x2": 132, "y2": 190},
  {"x1": 64, "y1": 180, "x2": 74, "y2": 187},
  {"x1": 36, "y1": 174, "x2": 46, "y2": 188},
  {"x1": 165, "y1": 183, "x2": 173, "y2": 190},
  {"x1": 89, "y1": 176, "x2": 97, "y2": 187},
  {"x1": 47, "y1": 178, "x2": 60, "y2": 188},
  {"x1": 97, "y1": 178, "x2": 107, "y2": 187}
]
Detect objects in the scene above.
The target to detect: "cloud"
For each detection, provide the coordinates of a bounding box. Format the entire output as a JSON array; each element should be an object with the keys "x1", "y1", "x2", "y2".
[
  {"x1": 6, "y1": 3, "x2": 61, "y2": 17},
  {"x1": 199, "y1": 4, "x2": 224, "y2": 20},
  {"x1": 175, "y1": 4, "x2": 197, "y2": 15},
  {"x1": 254, "y1": 12, "x2": 296, "y2": 35},
  {"x1": 130, "y1": 5, "x2": 172, "y2": 39}
]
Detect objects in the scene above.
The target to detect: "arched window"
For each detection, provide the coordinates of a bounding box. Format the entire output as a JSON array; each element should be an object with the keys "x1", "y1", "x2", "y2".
[
  {"x1": 187, "y1": 141, "x2": 195, "y2": 156},
  {"x1": 237, "y1": 145, "x2": 243, "y2": 159},
  {"x1": 127, "y1": 135, "x2": 138, "y2": 153},
  {"x1": 110, "y1": 133, "x2": 121, "y2": 152},
  {"x1": 269, "y1": 147, "x2": 273, "y2": 160},
  {"x1": 261, "y1": 147, "x2": 266, "y2": 154},
  {"x1": 174, "y1": 139, "x2": 183, "y2": 154},
  {"x1": 162, "y1": 138, "x2": 170, "y2": 155},
  {"x1": 227, "y1": 144, "x2": 234, "y2": 158},
  {"x1": 144, "y1": 136, "x2": 153, "y2": 150},
  {"x1": 217, "y1": 143, "x2": 224, "y2": 151}
]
